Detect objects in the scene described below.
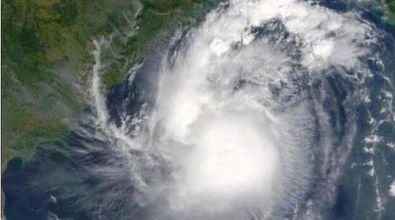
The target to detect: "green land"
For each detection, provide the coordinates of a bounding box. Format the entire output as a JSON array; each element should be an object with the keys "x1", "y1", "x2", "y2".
[
  {"x1": 1, "y1": 0, "x2": 219, "y2": 168},
  {"x1": 1, "y1": 0, "x2": 395, "y2": 169},
  {"x1": 385, "y1": 0, "x2": 395, "y2": 21}
]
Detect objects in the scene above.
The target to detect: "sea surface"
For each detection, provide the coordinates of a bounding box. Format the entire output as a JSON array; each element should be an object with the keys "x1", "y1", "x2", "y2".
[{"x1": 3, "y1": 0, "x2": 395, "y2": 219}]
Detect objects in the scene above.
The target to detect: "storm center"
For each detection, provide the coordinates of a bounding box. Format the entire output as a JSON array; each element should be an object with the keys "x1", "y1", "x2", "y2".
[{"x1": 172, "y1": 113, "x2": 279, "y2": 211}]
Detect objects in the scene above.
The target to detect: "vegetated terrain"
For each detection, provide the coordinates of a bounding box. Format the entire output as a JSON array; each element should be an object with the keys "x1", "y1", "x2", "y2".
[
  {"x1": 1, "y1": 0, "x2": 219, "y2": 168},
  {"x1": 1, "y1": 0, "x2": 394, "y2": 168},
  {"x1": 385, "y1": 0, "x2": 395, "y2": 20}
]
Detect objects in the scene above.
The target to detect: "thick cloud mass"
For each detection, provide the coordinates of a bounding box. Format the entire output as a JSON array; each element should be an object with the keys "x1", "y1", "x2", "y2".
[
  {"x1": 138, "y1": 0, "x2": 377, "y2": 219},
  {"x1": 6, "y1": 0, "x2": 392, "y2": 220}
]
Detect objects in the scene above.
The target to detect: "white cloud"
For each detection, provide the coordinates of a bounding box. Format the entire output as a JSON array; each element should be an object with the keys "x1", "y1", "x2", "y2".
[{"x1": 132, "y1": 0, "x2": 376, "y2": 218}]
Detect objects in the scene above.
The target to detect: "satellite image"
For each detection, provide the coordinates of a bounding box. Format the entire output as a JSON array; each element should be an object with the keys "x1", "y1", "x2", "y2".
[{"x1": 2, "y1": 0, "x2": 395, "y2": 219}]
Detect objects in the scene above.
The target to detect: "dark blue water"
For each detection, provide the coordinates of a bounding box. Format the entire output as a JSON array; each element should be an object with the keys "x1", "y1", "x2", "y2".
[{"x1": 2, "y1": 1, "x2": 395, "y2": 219}]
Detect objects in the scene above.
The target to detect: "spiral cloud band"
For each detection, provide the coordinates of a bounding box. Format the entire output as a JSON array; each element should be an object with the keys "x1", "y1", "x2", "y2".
[
  {"x1": 137, "y1": 0, "x2": 377, "y2": 219},
  {"x1": 8, "y1": 0, "x2": 391, "y2": 219}
]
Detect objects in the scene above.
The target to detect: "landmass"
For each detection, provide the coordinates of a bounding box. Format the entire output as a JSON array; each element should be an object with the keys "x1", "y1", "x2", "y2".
[
  {"x1": 1, "y1": 0, "x2": 395, "y2": 219},
  {"x1": 384, "y1": 0, "x2": 395, "y2": 21},
  {"x1": 2, "y1": 0, "x2": 218, "y2": 168}
]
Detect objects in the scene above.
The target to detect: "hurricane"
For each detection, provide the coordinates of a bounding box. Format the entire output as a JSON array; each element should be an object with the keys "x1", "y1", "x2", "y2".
[{"x1": 3, "y1": 0, "x2": 395, "y2": 219}]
